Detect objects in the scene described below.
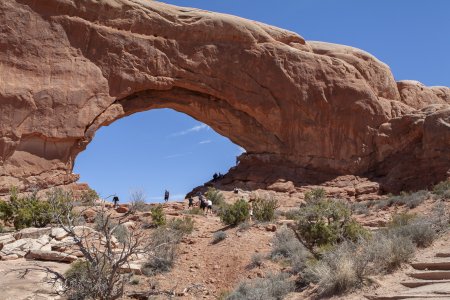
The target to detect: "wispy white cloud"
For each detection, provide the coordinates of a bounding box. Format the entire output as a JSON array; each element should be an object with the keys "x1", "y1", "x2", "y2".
[
  {"x1": 164, "y1": 152, "x2": 191, "y2": 159},
  {"x1": 199, "y1": 140, "x2": 212, "y2": 144},
  {"x1": 170, "y1": 124, "x2": 209, "y2": 137}
]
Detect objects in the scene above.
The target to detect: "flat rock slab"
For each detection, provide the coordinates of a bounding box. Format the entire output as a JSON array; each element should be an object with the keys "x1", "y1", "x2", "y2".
[
  {"x1": 408, "y1": 271, "x2": 450, "y2": 280},
  {"x1": 119, "y1": 263, "x2": 142, "y2": 275},
  {"x1": 411, "y1": 262, "x2": 450, "y2": 270},
  {"x1": 26, "y1": 250, "x2": 77, "y2": 263},
  {"x1": 13, "y1": 227, "x2": 52, "y2": 240},
  {"x1": 0, "y1": 259, "x2": 69, "y2": 300},
  {"x1": 365, "y1": 295, "x2": 450, "y2": 299},
  {"x1": 0, "y1": 234, "x2": 15, "y2": 250},
  {"x1": 401, "y1": 280, "x2": 450, "y2": 288}
]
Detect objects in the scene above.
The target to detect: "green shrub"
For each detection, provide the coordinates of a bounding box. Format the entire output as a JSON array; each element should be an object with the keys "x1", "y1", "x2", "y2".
[
  {"x1": 219, "y1": 199, "x2": 250, "y2": 226},
  {"x1": 0, "y1": 188, "x2": 52, "y2": 230},
  {"x1": 252, "y1": 197, "x2": 279, "y2": 222},
  {"x1": 150, "y1": 205, "x2": 166, "y2": 227},
  {"x1": 292, "y1": 198, "x2": 369, "y2": 257},
  {"x1": 212, "y1": 230, "x2": 227, "y2": 244},
  {"x1": 226, "y1": 273, "x2": 294, "y2": 300},
  {"x1": 205, "y1": 187, "x2": 225, "y2": 205},
  {"x1": 281, "y1": 208, "x2": 301, "y2": 220},
  {"x1": 168, "y1": 216, "x2": 194, "y2": 235},
  {"x1": 304, "y1": 188, "x2": 326, "y2": 203},
  {"x1": 129, "y1": 277, "x2": 140, "y2": 285},
  {"x1": 433, "y1": 180, "x2": 450, "y2": 200}
]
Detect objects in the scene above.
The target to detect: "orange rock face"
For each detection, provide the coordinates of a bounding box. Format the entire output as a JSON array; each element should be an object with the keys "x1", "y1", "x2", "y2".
[{"x1": 0, "y1": 0, "x2": 449, "y2": 194}]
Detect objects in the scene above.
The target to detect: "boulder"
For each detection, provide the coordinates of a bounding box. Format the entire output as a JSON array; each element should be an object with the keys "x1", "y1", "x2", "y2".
[
  {"x1": 82, "y1": 209, "x2": 97, "y2": 222},
  {"x1": 0, "y1": 234, "x2": 15, "y2": 250},
  {"x1": 116, "y1": 207, "x2": 129, "y2": 214},
  {"x1": 25, "y1": 250, "x2": 78, "y2": 263},
  {"x1": 50, "y1": 228, "x2": 69, "y2": 241}
]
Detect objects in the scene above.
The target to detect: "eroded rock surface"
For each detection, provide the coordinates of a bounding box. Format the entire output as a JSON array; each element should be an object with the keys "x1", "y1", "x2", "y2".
[{"x1": 0, "y1": 0, "x2": 449, "y2": 194}]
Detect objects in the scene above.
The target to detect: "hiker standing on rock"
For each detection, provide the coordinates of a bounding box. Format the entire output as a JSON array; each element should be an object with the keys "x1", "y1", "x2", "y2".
[
  {"x1": 188, "y1": 196, "x2": 194, "y2": 208},
  {"x1": 164, "y1": 190, "x2": 169, "y2": 202}
]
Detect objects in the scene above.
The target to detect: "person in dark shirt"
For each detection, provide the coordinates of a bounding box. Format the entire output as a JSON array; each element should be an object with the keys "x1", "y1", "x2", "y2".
[{"x1": 164, "y1": 190, "x2": 169, "y2": 202}]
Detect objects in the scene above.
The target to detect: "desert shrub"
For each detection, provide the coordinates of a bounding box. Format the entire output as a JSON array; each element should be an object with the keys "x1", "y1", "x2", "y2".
[
  {"x1": 304, "y1": 233, "x2": 415, "y2": 296},
  {"x1": 168, "y1": 216, "x2": 194, "y2": 235},
  {"x1": 112, "y1": 224, "x2": 130, "y2": 244},
  {"x1": 129, "y1": 277, "x2": 140, "y2": 285},
  {"x1": 433, "y1": 180, "x2": 450, "y2": 200},
  {"x1": 304, "y1": 188, "x2": 326, "y2": 202},
  {"x1": 183, "y1": 207, "x2": 203, "y2": 215},
  {"x1": 129, "y1": 190, "x2": 148, "y2": 213},
  {"x1": 351, "y1": 202, "x2": 371, "y2": 215},
  {"x1": 281, "y1": 208, "x2": 301, "y2": 220},
  {"x1": 304, "y1": 242, "x2": 361, "y2": 296},
  {"x1": 291, "y1": 197, "x2": 369, "y2": 257},
  {"x1": 270, "y1": 227, "x2": 305, "y2": 260},
  {"x1": 237, "y1": 221, "x2": 251, "y2": 232},
  {"x1": 79, "y1": 189, "x2": 98, "y2": 205},
  {"x1": 0, "y1": 188, "x2": 52, "y2": 230},
  {"x1": 387, "y1": 213, "x2": 441, "y2": 247},
  {"x1": 212, "y1": 230, "x2": 227, "y2": 244},
  {"x1": 248, "y1": 253, "x2": 264, "y2": 269},
  {"x1": 219, "y1": 199, "x2": 250, "y2": 226},
  {"x1": 252, "y1": 197, "x2": 279, "y2": 222},
  {"x1": 226, "y1": 272, "x2": 294, "y2": 300},
  {"x1": 150, "y1": 204, "x2": 166, "y2": 227},
  {"x1": 390, "y1": 191, "x2": 429, "y2": 208},
  {"x1": 364, "y1": 232, "x2": 416, "y2": 272},
  {"x1": 205, "y1": 187, "x2": 225, "y2": 205},
  {"x1": 143, "y1": 227, "x2": 182, "y2": 276},
  {"x1": 64, "y1": 259, "x2": 121, "y2": 300}
]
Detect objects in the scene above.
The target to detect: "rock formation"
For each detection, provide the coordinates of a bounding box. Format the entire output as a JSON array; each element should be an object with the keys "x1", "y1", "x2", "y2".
[{"x1": 0, "y1": 0, "x2": 449, "y2": 195}]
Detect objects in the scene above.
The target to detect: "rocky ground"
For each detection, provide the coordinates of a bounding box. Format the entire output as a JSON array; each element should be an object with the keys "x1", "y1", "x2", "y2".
[{"x1": 0, "y1": 188, "x2": 448, "y2": 300}]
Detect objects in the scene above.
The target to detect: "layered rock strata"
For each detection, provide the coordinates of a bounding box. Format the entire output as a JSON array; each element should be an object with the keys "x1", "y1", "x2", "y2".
[{"x1": 0, "y1": 0, "x2": 449, "y2": 194}]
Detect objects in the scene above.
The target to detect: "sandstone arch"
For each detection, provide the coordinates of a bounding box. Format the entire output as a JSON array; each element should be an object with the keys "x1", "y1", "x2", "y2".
[{"x1": 0, "y1": 0, "x2": 449, "y2": 195}]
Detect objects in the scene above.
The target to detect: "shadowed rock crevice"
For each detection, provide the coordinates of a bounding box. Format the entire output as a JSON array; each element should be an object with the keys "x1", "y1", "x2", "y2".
[{"x1": 0, "y1": 0, "x2": 449, "y2": 194}]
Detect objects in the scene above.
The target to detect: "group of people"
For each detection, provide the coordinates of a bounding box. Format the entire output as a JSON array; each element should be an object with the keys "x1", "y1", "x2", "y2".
[{"x1": 188, "y1": 192, "x2": 213, "y2": 214}]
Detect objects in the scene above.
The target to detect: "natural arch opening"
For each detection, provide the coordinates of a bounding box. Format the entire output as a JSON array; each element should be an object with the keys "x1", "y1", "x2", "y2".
[{"x1": 74, "y1": 108, "x2": 244, "y2": 202}]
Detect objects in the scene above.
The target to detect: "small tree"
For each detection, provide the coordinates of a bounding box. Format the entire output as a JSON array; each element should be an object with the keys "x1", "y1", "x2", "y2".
[
  {"x1": 47, "y1": 188, "x2": 145, "y2": 300},
  {"x1": 151, "y1": 204, "x2": 166, "y2": 227},
  {"x1": 219, "y1": 199, "x2": 250, "y2": 226},
  {"x1": 291, "y1": 197, "x2": 368, "y2": 258}
]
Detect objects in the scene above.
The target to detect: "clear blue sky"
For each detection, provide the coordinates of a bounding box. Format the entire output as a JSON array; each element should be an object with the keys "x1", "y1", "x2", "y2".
[{"x1": 74, "y1": 0, "x2": 450, "y2": 202}]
